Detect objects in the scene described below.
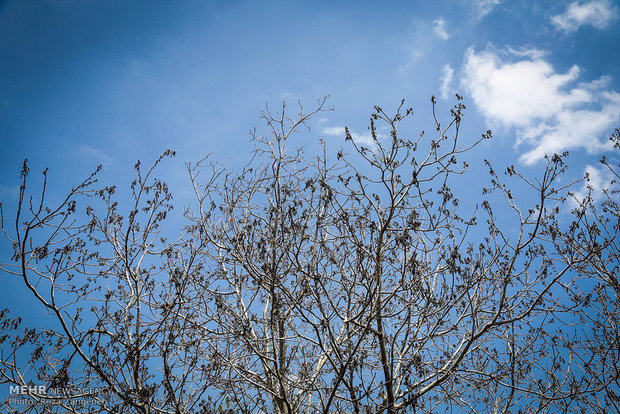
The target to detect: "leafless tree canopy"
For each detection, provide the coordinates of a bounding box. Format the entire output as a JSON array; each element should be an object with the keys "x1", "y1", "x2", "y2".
[{"x1": 1, "y1": 99, "x2": 618, "y2": 413}]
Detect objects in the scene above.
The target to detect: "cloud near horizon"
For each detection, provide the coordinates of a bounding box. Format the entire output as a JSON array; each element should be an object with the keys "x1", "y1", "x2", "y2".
[{"x1": 461, "y1": 47, "x2": 620, "y2": 164}]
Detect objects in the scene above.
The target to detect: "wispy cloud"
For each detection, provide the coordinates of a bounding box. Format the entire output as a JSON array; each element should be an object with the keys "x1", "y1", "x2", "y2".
[
  {"x1": 461, "y1": 47, "x2": 620, "y2": 164},
  {"x1": 572, "y1": 164, "x2": 617, "y2": 204},
  {"x1": 472, "y1": 0, "x2": 502, "y2": 20},
  {"x1": 506, "y1": 47, "x2": 547, "y2": 60},
  {"x1": 78, "y1": 145, "x2": 112, "y2": 165},
  {"x1": 398, "y1": 49, "x2": 424, "y2": 72},
  {"x1": 433, "y1": 18, "x2": 450, "y2": 40},
  {"x1": 323, "y1": 126, "x2": 376, "y2": 149},
  {"x1": 551, "y1": 0, "x2": 617, "y2": 33},
  {"x1": 398, "y1": 16, "x2": 448, "y2": 72},
  {"x1": 322, "y1": 126, "x2": 345, "y2": 136},
  {"x1": 439, "y1": 64, "x2": 454, "y2": 100}
]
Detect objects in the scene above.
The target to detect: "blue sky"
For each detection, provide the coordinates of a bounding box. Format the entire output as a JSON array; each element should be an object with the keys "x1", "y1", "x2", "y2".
[
  {"x1": 1, "y1": 0, "x2": 619, "y2": 319},
  {"x1": 0, "y1": 1, "x2": 619, "y2": 407}
]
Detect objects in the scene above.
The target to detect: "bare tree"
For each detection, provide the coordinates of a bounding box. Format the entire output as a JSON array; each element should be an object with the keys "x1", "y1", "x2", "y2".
[
  {"x1": 0, "y1": 151, "x2": 218, "y2": 413},
  {"x1": 546, "y1": 128, "x2": 620, "y2": 413},
  {"x1": 1, "y1": 97, "x2": 618, "y2": 413}
]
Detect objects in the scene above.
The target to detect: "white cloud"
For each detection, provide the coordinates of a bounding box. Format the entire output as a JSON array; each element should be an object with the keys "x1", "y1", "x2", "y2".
[
  {"x1": 433, "y1": 18, "x2": 450, "y2": 40},
  {"x1": 473, "y1": 0, "x2": 502, "y2": 20},
  {"x1": 461, "y1": 47, "x2": 620, "y2": 164},
  {"x1": 572, "y1": 164, "x2": 617, "y2": 204},
  {"x1": 323, "y1": 126, "x2": 376, "y2": 149},
  {"x1": 323, "y1": 126, "x2": 345, "y2": 136},
  {"x1": 439, "y1": 64, "x2": 454, "y2": 100},
  {"x1": 551, "y1": 0, "x2": 617, "y2": 33}
]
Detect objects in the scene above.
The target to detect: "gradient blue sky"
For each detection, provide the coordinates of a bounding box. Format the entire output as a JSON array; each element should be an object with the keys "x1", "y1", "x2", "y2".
[{"x1": 1, "y1": 0, "x2": 619, "y2": 320}]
